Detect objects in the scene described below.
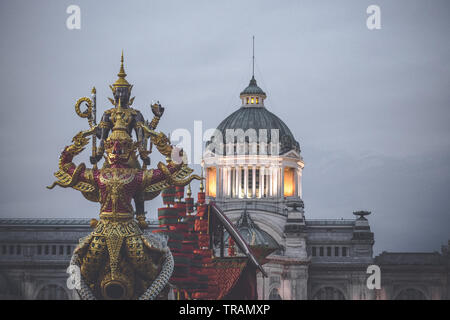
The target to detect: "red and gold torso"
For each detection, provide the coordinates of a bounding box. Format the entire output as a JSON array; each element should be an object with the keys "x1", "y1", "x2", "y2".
[{"x1": 95, "y1": 167, "x2": 142, "y2": 219}]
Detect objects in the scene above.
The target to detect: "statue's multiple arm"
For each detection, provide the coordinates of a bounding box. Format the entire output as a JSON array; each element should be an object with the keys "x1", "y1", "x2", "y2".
[
  {"x1": 134, "y1": 110, "x2": 145, "y2": 146},
  {"x1": 47, "y1": 128, "x2": 97, "y2": 191},
  {"x1": 60, "y1": 130, "x2": 97, "y2": 182},
  {"x1": 91, "y1": 112, "x2": 112, "y2": 164},
  {"x1": 49, "y1": 124, "x2": 201, "y2": 228}
]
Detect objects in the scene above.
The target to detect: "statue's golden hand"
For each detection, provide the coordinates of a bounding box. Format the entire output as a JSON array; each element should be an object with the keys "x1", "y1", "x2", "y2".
[
  {"x1": 151, "y1": 102, "x2": 164, "y2": 118},
  {"x1": 151, "y1": 132, "x2": 173, "y2": 159},
  {"x1": 65, "y1": 132, "x2": 90, "y2": 155},
  {"x1": 72, "y1": 132, "x2": 90, "y2": 147},
  {"x1": 66, "y1": 126, "x2": 97, "y2": 155},
  {"x1": 137, "y1": 216, "x2": 148, "y2": 229},
  {"x1": 154, "y1": 132, "x2": 169, "y2": 146}
]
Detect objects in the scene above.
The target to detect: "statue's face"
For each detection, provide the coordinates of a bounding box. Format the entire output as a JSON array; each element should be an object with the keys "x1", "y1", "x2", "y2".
[
  {"x1": 105, "y1": 138, "x2": 134, "y2": 165},
  {"x1": 114, "y1": 87, "x2": 130, "y2": 107}
]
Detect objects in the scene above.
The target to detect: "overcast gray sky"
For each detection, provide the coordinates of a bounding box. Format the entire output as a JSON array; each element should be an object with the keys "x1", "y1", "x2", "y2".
[{"x1": 0, "y1": 0, "x2": 449, "y2": 254}]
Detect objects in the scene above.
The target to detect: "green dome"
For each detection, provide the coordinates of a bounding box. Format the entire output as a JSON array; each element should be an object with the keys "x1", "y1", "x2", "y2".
[
  {"x1": 210, "y1": 105, "x2": 300, "y2": 155},
  {"x1": 240, "y1": 76, "x2": 266, "y2": 96}
]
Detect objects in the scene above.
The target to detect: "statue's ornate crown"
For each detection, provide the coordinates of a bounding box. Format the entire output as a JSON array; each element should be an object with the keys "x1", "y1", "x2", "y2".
[{"x1": 112, "y1": 51, "x2": 131, "y2": 88}]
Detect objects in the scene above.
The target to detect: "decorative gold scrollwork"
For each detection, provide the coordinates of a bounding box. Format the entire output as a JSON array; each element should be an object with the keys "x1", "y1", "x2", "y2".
[{"x1": 75, "y1": 97, "x2": 93, "y2": 121}]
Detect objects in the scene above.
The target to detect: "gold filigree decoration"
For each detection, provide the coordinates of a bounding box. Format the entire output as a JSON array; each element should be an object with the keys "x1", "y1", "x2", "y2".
[{"x1": 143, "y1": 163, "x2": 201, "y2": 193}]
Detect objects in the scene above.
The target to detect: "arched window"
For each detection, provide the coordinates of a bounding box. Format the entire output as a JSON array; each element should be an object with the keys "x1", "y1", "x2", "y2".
[
  {"x1": 312, "y1": 287, "x2": 346, "y2": 300},
  {"x1": 395, "y1": 288, "x2": 427, "y2": 300},
  {"x1": 269, "y1": 288, "x2": 282, "y2": 300},
  {"x1": 36, "y1": 284, "x2": 69, "y2": 300}
]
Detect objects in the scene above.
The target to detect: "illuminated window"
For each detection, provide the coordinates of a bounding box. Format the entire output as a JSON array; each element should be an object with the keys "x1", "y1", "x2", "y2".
[
  {"x1": 206, "y1": 167, "x2": 217, "y2": 197},
  {"x1": 283, "y1": 167, "x2": 295, "y2": 197},
  {"x1": 246, "y1": 97, "x2": 249, "y2": 104},
  {"x1": 251, "y1": 97, "x2": 254, "y2": 104},
  {"x1": 256, "y1": 97, "x2": 259, "y2": 104}
]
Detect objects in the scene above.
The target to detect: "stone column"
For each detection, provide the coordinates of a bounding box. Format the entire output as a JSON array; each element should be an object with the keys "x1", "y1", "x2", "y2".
[
  {"x1": 257, "y1": 272, "x2": 264, "y2": 299},
  {"x1": 252, "y1": 165, "x2": 256, "y2": 198},
  {"x1": 279, "y1": 167, "x2": 283, "y2": 198},
  {"x1": 244, "y1": 166, "x2": 248, "y2": 198},
  {"x1": 290, "y1": 265, "x2": 309, "y2": 300},
  {"x1": 273, "y1": 167, "x2": 278, "y2": 197},
  {"x1": 237, "y1": 166, "x2": 241, "y2": 198},
  {"x1": 260, "y1": 166, "x2": 264, "y2": 198},
  {"x1": 22, "y1": 273, "x2": 37, "y2": 300},
  {"x1": 227, "y1": 167, "x2": 231, "y2": 197},
  {"x1": 217, "y1": 166, "x2": 221, "y2": 198},
  {"x1": 222, "y1": 167, "x2": 226, "y2": 197},
  {"x1": 269, "y1": 166, "x2": 273, "y2": 197}
]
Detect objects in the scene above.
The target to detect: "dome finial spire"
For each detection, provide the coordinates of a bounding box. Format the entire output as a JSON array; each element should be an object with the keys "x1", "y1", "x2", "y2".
[
  {"x1": 239, "y1": 36, "x2": 267, "y2": 106},
  {"x1": 252, "y1": 35, "x2": 255, "y2": 78}
]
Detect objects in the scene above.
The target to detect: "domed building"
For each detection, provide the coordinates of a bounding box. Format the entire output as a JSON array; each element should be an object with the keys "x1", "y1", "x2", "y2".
[
  {"x1": 200, "y1": 67, "x2": 448, "y2": 301},
  {"x1": 203, "y1": 72, "x2": 311, "y2": 299},
  {"x1": 204, "y1": 75, "x2": 303, "y2": 203}
]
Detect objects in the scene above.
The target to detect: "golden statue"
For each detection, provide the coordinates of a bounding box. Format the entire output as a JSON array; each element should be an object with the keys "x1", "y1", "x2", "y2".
[{"x1": 48, "y1": 54, "x2": 200, "y2": 300}]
